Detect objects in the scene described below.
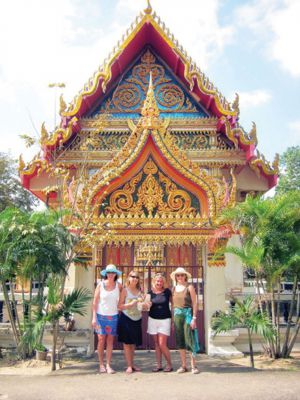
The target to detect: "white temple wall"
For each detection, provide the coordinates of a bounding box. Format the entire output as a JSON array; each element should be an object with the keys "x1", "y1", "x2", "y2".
[
  {"x1": 224, "y1": 234, "x2": 244, "y2": 292},
  {"x1": 203, "y1": 245, "x2": 227, "y2": 351},
  {"x1": 65, "y1": 263, "x2": 94, "y2": 330}
]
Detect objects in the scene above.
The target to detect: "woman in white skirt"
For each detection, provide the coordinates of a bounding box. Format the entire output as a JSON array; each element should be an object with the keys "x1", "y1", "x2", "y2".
[{"x1": 147, "y1": 273, "x2": 173, "y2": 372}]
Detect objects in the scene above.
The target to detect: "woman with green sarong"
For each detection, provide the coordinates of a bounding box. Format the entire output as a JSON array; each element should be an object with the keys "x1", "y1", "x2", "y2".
[{"x1": 171, "y1": 267, "x2": 200, "y2": 374}]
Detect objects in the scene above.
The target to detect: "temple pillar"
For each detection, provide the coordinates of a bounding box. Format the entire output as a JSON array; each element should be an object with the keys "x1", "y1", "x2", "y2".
[
  {"x1": 64, "y1": 256, "x2": 95, "y2": 355},
  {"x1": 204, "y1": 244, "x2": 242, "y2": 357}
]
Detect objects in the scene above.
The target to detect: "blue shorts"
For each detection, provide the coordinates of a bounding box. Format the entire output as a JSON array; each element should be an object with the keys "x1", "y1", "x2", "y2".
[{"x1": 95, "y1": 313, "x2": 119, "y2": 336}]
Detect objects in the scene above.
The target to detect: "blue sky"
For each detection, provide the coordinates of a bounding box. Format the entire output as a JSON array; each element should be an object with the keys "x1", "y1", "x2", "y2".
[{"x1": 0, "y1": 0, "x2": 299, "y2": 164}]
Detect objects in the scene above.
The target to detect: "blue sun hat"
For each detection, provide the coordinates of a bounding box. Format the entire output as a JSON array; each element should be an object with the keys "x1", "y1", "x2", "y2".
[{"x1": 101, "y1": 264, "x2": 122, "y2": 277}]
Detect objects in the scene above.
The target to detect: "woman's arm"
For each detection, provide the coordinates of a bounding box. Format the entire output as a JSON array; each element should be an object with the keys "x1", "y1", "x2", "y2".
[
  {"x1": 118, "y1": 288, "x2": 127, "y2": 311},
  {"x1": 92, "y1": 284, "x2": 101, "y2": 328},
  {"x1": 118, "y1": 288, "x2": 138, "y2": 311}
]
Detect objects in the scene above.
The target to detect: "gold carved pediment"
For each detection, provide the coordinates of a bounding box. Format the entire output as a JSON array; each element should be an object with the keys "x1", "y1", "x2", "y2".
[{"x1": 101, "y1": 158, "x2": 199, "y2": 217}]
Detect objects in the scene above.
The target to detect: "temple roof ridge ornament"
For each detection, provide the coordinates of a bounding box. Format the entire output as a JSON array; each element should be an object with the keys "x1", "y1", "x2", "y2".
[
  {"x1": 141, "y1": 72, "x2": 160, "y2": 129},
  {"x1": 144, "y1": 0, "x2": 152, "y2": 15},
  {"x1": 250, "y1": 150, "x2": 279, "y2": 178}
]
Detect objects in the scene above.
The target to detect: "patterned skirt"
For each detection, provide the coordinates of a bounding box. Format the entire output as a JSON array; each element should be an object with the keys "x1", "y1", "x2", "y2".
[{"x1": 95, "y1": 313, "x2": 119, "y2": 336}]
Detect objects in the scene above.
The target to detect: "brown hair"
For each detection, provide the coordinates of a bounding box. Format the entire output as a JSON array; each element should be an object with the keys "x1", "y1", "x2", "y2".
[
  {"x1": 126, "y1": 270, "x2": 141, "y2": 290},
  {"x1": 175, "y1": 274, "x2": 188, "y2": 284}
]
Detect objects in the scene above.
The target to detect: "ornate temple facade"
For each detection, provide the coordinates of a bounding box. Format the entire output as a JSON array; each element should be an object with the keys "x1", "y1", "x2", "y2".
[{"x1": 20, "y1": 2, "x2": 278, "y2": 354}]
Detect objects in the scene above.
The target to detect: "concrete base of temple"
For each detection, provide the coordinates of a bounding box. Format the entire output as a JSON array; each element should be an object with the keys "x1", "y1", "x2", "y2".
[{"x1": 208, "y1": 329, "x2": 243, "y2": 358}]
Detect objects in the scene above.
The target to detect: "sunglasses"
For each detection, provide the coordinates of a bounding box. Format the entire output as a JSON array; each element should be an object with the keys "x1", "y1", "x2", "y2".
[
  {"x1": 176, "y1": 274, "x2": 186, "y2": 277},
  {"x1": 129, "y1": 275, "x2": 139, "y2": 279}
]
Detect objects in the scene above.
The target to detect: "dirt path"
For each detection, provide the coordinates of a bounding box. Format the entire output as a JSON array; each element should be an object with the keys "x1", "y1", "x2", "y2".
[{"x1": 1, "y1": 353, "x2": 300, "y2": 400}]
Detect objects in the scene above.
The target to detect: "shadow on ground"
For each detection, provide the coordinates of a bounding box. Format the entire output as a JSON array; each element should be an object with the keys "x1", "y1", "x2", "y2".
[{"x1": 53, "y1": 351, "x2": 255, "y2": 376}]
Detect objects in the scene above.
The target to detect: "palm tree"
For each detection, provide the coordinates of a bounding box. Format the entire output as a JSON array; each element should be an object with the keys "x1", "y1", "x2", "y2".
[
  {"x1": 12, "y1": 209, "x2": 74, "y2": 357},
  {"x1": 41, "y1": 276, "x2": 92, "y2": 371},
  {"x1": 218, "y1": 192, "x2": 300, "y2": 358},
  {"x1": 212, "y1": 296, "x2": 275, "y2": 368},
  {"x1": 0, "y1": 207, "x2": 29, "y2": 347}
]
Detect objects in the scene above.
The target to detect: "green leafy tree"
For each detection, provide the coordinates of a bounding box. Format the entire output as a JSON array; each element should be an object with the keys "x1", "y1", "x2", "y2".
[
  {"x1": 0, "y1": 152, "x2": 38, "y2": 212},
  {"x1": 14, "y1": 210, "x2": 75, "y2": 357},
  {"x1": 276, "y1": 146, "x2": 300, "y2": 195},
  {"x1": 219, "y1": 192, "x2": 300, "y2": 358},
  {"x1": 0, "y1": 208, "x2": 29, "y2": 348},
  {"x1": 212, "y1": 297, "x2": 275, "y2": 368}
]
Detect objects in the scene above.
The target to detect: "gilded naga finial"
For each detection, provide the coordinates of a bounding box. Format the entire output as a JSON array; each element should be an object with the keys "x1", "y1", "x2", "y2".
[
  {"x1": 144, "y1": 0, "x2": 152, "y2": 15},
  {"x1": 141, "y1": 73, "x2": 160, "y2": 129},
  {"x1": 18, "y1": 154, "x2": 25, "y2": 172},
  {"x1": 232, "y1": 93, "x2": 240, "y2": 116},
  {"x1": 59, "y1": 94, "x2": 67, "y2": 114},
  {"x1": 249, "y1": 122, "x2": 257, "y2": 145},
  {"x1": 272, "y1": 153, "x2": 279, "y2": 172},
  {"x1": 40, "y1": 122, "x2": 49, "y2": 145}
]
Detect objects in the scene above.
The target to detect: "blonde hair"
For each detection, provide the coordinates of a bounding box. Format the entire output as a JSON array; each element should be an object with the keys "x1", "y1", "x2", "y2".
[
  {"x1": 126, "y1": 270, "x2": 141, "y2": 290},
  {"x1": 152, "y1": 273, "x2": 166, "y2": 289}
]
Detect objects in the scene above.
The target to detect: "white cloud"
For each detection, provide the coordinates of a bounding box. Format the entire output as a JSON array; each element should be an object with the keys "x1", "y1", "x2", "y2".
[
  {"x1": 0, "y1": 0, "x2": 235, "y2": 137},
  {"x1": 235, "y1": 89, "x2": 272, "y2": 109},
  {"x1": 236, "y1": 0, "x2": 300, "y2": 77},
  {"x1": 287, "y1": 121, "x2": 300, "y2": 144},
  {"x1": 116, "y1": 0, "x2": 235, "y2": 70},
  {"x1": 269, "y1": 1, "x2": 300, "y2": 77}
]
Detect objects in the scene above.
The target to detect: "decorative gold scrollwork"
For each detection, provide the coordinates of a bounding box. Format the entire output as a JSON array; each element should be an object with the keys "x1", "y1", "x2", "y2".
[
  {"x1": 112, "y1": 84, "x2": 141, "y2": 109},
  {"x1": 108, "y1": 172, "x2": 143, "y2": 212},
  {"x1": 156, "y1": 84, "x2": 185, "y2": 109},
  {"x1": 103, "y1": 158, "x2": 197, "y2": 217},
  {"x1": 100, "y1": 49, "x2": 198, "y2": 114}
]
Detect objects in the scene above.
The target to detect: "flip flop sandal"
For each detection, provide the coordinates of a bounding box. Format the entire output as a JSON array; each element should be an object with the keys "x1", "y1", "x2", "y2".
[
  {"x1": 99, "y1": 365, "x2": 107, "y2": 373},
  {"x1": 177, "y1": 366, "x2": 188, "y2": 373},
  {"x1": 191, "y1": 367, "x2": 200, "y2": 374},
  {"x1": 152, "y1": 366, "x2": 163, "y2": 372},
  {"x1": 163, "y1": 366, "x2": 173, "y2": 372},
  {"x1": 106, "y1": 366, "x2": 116, "y2": 374}
]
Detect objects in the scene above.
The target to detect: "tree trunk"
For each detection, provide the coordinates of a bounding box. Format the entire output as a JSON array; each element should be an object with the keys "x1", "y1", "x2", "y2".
[
  {"x1": 286, "y1": 319, "x2": 300, "y2": 357},
  {"x1": 281, "y1": 276, "x2": 297, "y2": 357},
  {"x1": 270, "y1": 287, "x2": 277, "y2": 358},
  {"x1": 21, "y1": 284, "x2": 26, "y2": 322},
  {"x1": 9, "y1": 279, "x2": 21, "y2": 334},
  {"x1": 51, "y1": 320, "x2": 59, "y2": 372},
  {"x1": 255, "y1": 275, "x2": 263, "y2": 314},
  {"x1": 276, "y1": 280, "x2": 281, "y2": 356},
  {"x1": 1, "y1": 280, "x2": 19, "y2": 346},
  {"x1": 260, "y1": 278, "x2": 275, "y2": 357},
  {"x1": 247, "y1": 327, "x2": 255, "y2": 368}
]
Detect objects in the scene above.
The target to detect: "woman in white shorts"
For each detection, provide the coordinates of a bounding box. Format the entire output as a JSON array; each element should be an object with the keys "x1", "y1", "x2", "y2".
[{"x1": 147, "y1": 273, "x2": 173, "y2": 372}]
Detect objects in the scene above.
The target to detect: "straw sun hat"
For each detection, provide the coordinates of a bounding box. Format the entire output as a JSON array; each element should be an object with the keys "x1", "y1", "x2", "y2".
[
  {"x1": 101, "y1": 264, "x2": 122, "y2": 277},
  {"x1": 170, "y1": 267, "x2": 191, "y2": 281}
]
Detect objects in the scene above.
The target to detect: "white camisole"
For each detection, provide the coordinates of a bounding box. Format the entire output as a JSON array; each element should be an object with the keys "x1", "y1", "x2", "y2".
[{"x1": 97, "y1": 281, "x2": 120, "y2": 316}]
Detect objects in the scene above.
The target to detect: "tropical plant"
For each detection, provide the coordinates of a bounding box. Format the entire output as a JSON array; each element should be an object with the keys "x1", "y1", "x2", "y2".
[
  {"x1": 217, "y1": 191, "x2": 300, "y2": 358},
  {"x1": 40, "y1": 276, "x2": 92, "y2": 371},
  {"x1": 212, "y1": 296, "x2": 275, "y2": 368},
  {"x1": 0, "y1": 207, "x2": 28, "y2": 348}
]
